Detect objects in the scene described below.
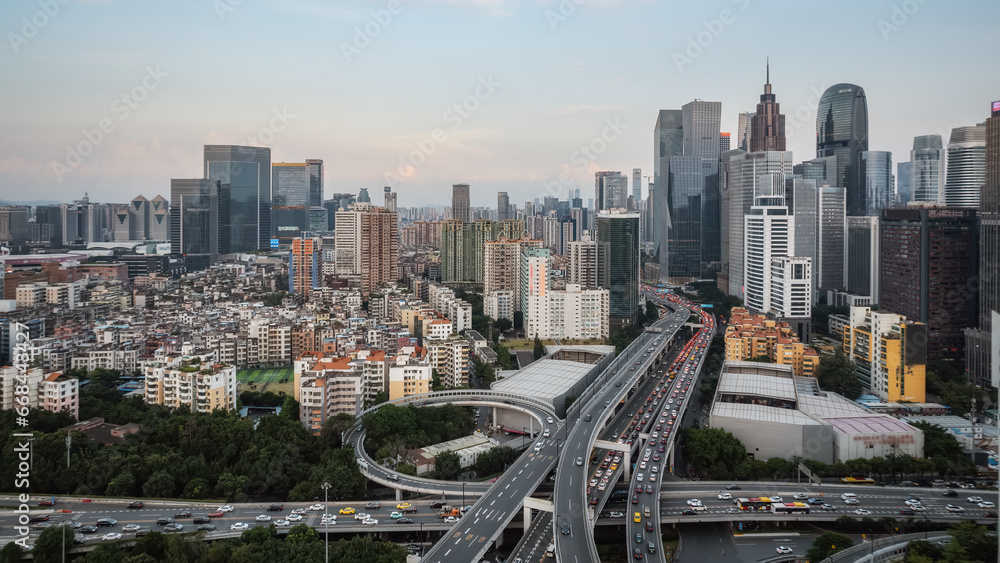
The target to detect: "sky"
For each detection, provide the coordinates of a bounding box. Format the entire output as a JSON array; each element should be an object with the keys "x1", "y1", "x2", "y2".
[{"x1": 1, "y1": 0, "x2": 998, "y2": 209}]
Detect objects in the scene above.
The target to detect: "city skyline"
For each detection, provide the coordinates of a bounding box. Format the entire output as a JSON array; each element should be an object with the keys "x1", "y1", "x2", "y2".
[{"x1": 2, "y1": 0, "x2": 997, "y2": 207}]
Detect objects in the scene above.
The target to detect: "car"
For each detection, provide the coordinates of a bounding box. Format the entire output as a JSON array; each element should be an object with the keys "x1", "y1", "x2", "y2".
[
  {"x1": 96, "y1": 518, "x2": 118, "y2": 527},
  {"x1": 905, "y1": 499, "x2": 921, "y2": 506},
  {"x1": 689, "y1": 504, "x2": 707, "y2": 511},
  {"x1": 632, "y1": 494, "x2": 639, "y2": 504},
  {"x1": 686, "y1": 499, "x2": 703, "y2": 506},
  {"x1": 776, "y1": 546, "x2": 793, "y2": 554},
  {"x1": 718, "y1": 492, "x2": 732, "y2": 500},
  {"x1": 636, "y1": 473, "x2": 644, "y2": 482},
  {"x1": 942, "y1": 489, "x2": 958, "y2": 497},
  {"x1": 37, "y1": 499, "x2": 56, "y2": 507},
  {"x1": 80, "y1": 525, "x2": 98, "y2": 534},
  {"x1": 900, "y1": 509, "x2": 915, "y2": 516},
  {"x1": 821, "y1": 503, "x2": 836, "y2": 511},
  {"x1": 430, "y1": 501, "x2": 447, "y2": 509},
  {"x1": 967, "y1": 496, "x2": 984, "y2": 503},
  {"x1": 397, "y1": 517, "x2": 414, "y2": 524},
  {"x1": 984, "y1": 511, "x2": 998, "y2": 518},
  {"x1": 770, "y1": 496, "x2": 783, "y2": 503},
  {"x1": 807, "y1": 498, "x2": 824, "y2": 505},
  {"x1": 402, "y1": 507, "x2": 418, "y2": 513},
  {"x1": 844, "y1": 498, "x2": 860, "y2": 505},
  {"x1": 608, "y1": 511, "x2": 624, "y2": 518},
  {"x1": 197, "y1": 524, "x2": 216, "y2": 531},
  {"x1": 122, "y1": 524, "x2": 141, "y2": 532},
  {"x1": 649, "y1": 474, "x2": 657, "y2": 482},
  {"x1": 390, "y1": 511, "x2": 403, "y2": 519},
  {"x1": 255, "y1": 515, "x2": 271, "y2": 522},
  {"x1": 231, "y1": 523, "x2": 249, "y2": 531},
  {"x1": 645, "y1": 520, "x2": 653, "y2": 532},
  {"x1": 854, "y1": 509, "x2": 872, "y2": 516},
  {"x1": 219, "y1": 505, "x2": 235, "y2": 512},
  {"x1": 102, "y1": 532, "x2": 123, "y2": 541},
  {"x1": 979, "y1": 501, "x2": 996, "y2": 508},
  {"x1": 339, "y1": 507, "x2": 355, "y2": 515},
  {"x1": 726, "y1": 484, "x2": 741, "y2": 490},
  {"x1": 681, "y1": 509, "x2": 696, "y2": 515},
  {"x1": 561, "y1": 521, "x2": 571, "y2": 535},
  {"x1": 29, "y1": 515, "x2": 50, "y2": 523},
  {"x1": 576, "y1": 457, "x2": 584, "y2": 466},
  {"x1": 287, "y1": 514, "x2": 303, "y2": 522},
  {"x1": 547, "y1": 416, "x2": 554, "y2": 424},
  {"x1": 174, "y1": 511, "x2": 192, "y2": 518},
  {"x1": 387, "y1": 473, "x2": 400, "y2": 481},
  {"x1": 534, "y1": 442, "x2": 544, "y2": 452},
  {"x1": 267, "y1": 504, "x2": 284, "y2": 511},
  {"x1": 443, "y1": 516, "x2": 459, "y2": 524},
  {"x1": 291, "y1": 507, "x2": 308, "y2": 515},
  {"x1": 946, "y1": 504, "x2": 964, "y2": 512},
  {"x1": 396, "y1": 502, "x2": 411, "y2": 510},
  {"x1": 193, "y1": 516, "x2": 211, "y2": 524},
  {"x1": 164, "y1": 523, "x2": 184, "y2": 533},
  {"x1": 157, "y1": 517, "x2": 175, "y2": 526},
  {"x1": 127, "y1": 501, "x2": 144, "y2": 509},
  {"x1": 275, "y1": 518, "x2": 292, "y2": 527},
  {"x1": 207, "y1": 510, "x2": 224, "y2": 518},
  {"x1": 633, "y1": 547, "x2": 643, "y2": 559},
  {"x1": 645, "y1": 484, "x2": 653, "y2": 494},
  {"x1": 354, "y1": 512, "x2": 371, "y2": 520},
  {"x1": 321, "y1": 513, "x2": 337, "y2": 521}
]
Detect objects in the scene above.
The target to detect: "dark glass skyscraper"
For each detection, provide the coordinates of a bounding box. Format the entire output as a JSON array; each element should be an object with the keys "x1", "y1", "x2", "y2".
[
  {"x1": 653, "y1": 109, "x2": 683, "y2": 280},
  {"x1": 170, "y1": 179, "x2": 219, "y2": 271},
  {"x1": 204, "y1": 145, "x2": 271, "y2": 253},
  {"x1": 597, "y1": 210, "x2": 640, "y2": 330},
  {"x1": 816, "y1": 84, "x2": 868, "y2": 215},
  {"x1": 306, "y1": 159, "x2": 324, "y2": 208},
  {"x1": 749, "y1": 62, "x2": 786, "y2": 152},
  {"x1": 860, "y1": 151, "x2": 895, "y2": 216}
]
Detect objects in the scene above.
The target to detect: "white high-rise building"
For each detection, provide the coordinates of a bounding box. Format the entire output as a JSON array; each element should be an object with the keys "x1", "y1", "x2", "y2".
[
  {"x1": 566, "y1": 233, "x2": 598, "y2": 290},
  {"x1": 334, "y1": 203, "x2": 366, "y2": 275},
  {"x1": 744, "y1": 174, "x2": 793, "y2": 314},
  {"x1": 945, "y1": 124, "x2": 986, "y2": 208},
  {"x1": 769, "y1": 256, "x2": 812, "y2": 320},
  {"x1": 483, "y1": 236, "x2": 542, "y2": 321}
]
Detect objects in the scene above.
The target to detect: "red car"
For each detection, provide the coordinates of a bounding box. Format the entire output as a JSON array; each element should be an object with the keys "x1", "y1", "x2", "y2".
[
  {"x1": 37, "y1": 500, "x2": 55, "y2": 507},
  {"x1": 207, "y1": 510, "x2": 224, "y2": 518}
]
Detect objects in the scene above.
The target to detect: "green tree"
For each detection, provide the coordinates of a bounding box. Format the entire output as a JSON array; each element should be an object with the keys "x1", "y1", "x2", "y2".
[
  {"x1": 815, "y1": 348, "x2": 862, "y2": 399},
  {"x1": 948, "y1": 520, "x2": 997, "y2": 562},
  {"x1": 433, "y1": 450, "x2": 462, "y2": 480},
  {"x1": 645, "y1": 300, "x2": 659, "y2": 323},
  {"x1": 365, "y1": 390, "x2": 389, "y2": 409},
  {"x1": 749, "y1": 354, "x2": 772, "y2": 363},
  {"x1": 320, "y1": 412, "x2": 356, "y2": 449},
  {"x1": 142, "y1": 469, "x2": 176, "y2": 498},
  {"x1": 905, "y1": 540, "x2": 943, "y2": 562},
  {"x1": 533, "y1": 335, "x2": 544, "y2": 359},
  {"x1": 182, "y1": 477, "x2": 211, "y2": 499},
  {"x1": 105, "y1": 470, "x2": 137, "y2": 497},
  {"x1": 805, "y1": 531, "x2": 853, "y2": 561},
  {"x1": 327, "y1": 536, "x2": 409, "y2": 563},
  {"x1": 495, "y1": 344, "x2": 516, "y2": 370},
  {"x1": 681, "y1": 428, "x2": 748, "y2": 477},
  {"x1": 288, "y1": 480, "x2": 318, "y2": 502},
  {"x1": 263, "y1": 292, "x2": 288, "y2": 307},
  {"x1": 0, "y1": 543, "x2": 25, "y2": 563},
  {"x1": 493, "y1": 318, "x2": 512, "y2": 333},
  {"x1": 280, "y1": 396, "x2": 300, "y2": 420},
  {"x1": 215, "y1": 472, "x2": 248, "y2": 502},
  {"x1": 132, "y1": 531, "x2": 167, "y2": 560},
  {"x1": 286, "y1": 524, "x2": 319, "y2": 543},
  {"x1": 31, "y1": 526, "x2": 75, "y2": 563}
]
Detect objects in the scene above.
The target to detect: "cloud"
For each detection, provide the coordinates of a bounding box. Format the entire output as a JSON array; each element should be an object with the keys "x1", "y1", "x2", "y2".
[{"x1": 417, "y1": 0, "x2": 520, "y2": 16}]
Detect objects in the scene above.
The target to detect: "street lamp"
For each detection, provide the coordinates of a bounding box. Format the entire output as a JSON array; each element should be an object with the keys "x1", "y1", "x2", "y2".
[
  {"x1": 419, "y1": 522, "x2": 424, "y2": 556},
  {"x1": 321, "y1": 482, "x2": 331, "y2": 563},
  {"x1": 462, "y1": 482, "x2": 466, "y2": 510}
]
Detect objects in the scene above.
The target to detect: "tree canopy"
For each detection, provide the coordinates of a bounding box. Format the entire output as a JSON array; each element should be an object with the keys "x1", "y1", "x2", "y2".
[{"x1": 815, "y1": 348, "x2": 862, "y2": 399}]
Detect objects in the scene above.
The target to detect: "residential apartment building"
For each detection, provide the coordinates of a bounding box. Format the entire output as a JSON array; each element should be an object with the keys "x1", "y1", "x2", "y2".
[
  {"x1": 723, "y1": 308, "x2": 819, "y2": 378},
  {"x1": 0, "y1": 367, "x2": 79, "y2": 419},
  {"x1": 143, "y1": 355, "x2": 238, "y2": 413},
  {"x1": 843, "y1": 306, "x2": 927, "y2": 403}
]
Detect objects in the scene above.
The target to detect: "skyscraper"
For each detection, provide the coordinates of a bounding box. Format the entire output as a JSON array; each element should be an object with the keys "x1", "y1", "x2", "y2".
[
  {"x1": 683, "y1": 100, "x2": 723, "y2": 267},
  {"x1": 306, "y1": 159, "x2": 324, "y2": 208},
  {"x1": 272, "y1": 163, "x2": 311, "y2": 240},
  {"x1": 567, "y1": 234, "x2": 598, "y2": 290},
  {"x1": 749, "y1": 62, "x2": 786, "y2": 152},
  {"x1": 743, "y1": 174, "x2": 793, "y2": 314},
  {"x1": 497, "y1": 191, "x2": 510, "y2": 221},
  {"x1": 846, "y1": 216, "x2": 880, "y2": 302},
  {"x1": 595, "y1": 171, "x2": 628, "y2": 211},
  {"x1": 719, "y1": 133, "x2": 731, "y2": 154},
  {"x1": 452, "y1": 184, "x2": 471, "y2": 222},
  {"x1": 149, "y1": 195, "x2": 169, "y2": 241},
  {"x1": 966, "y1": 101, "x2": 1000, "y2": 389},
  {"x1": 289, "y1": 237, "x2": 318, "y2": 296},
  {"x1": 204, "y1": 145, "x2": 271, "y2": 253},
  {"x1": 384, "y1": 186, "x2": 397, "y2": 212},
  {"x1": 945, "y1": 124, "x2": 986, "y2": 208},
  {"x1": 597, "y1": 209, "x2": 640, "y2": 330},
  {"x1": 860, "y1": 151, "x2": 895, "y2": 216},
  {"x1": 653, "y1": 109, "x2": 684, "y2": 280},
  {"x1": 896, "y1": 161, "x2": 912, "y2": 205},
  {"x1": 360, "y1": 207, "x2": 399, "y2": 296},
  {"x1": 816, "y1": 84, "x2": 868, "y2": 216},
  {"x1": 880, "y1": 207, "x2": 978, "y2": 361},
  {"x1": 736, "y1": 112, "x2": 754, "y2": 151},
  {"x1": 911, "y1": 135, "x2": 946, "y2": 204},
  {"x1": 170, "y1": 179, "x2": 219, "y2": 271},
  {"x1": 632, "y1": 168, "x2": 642, "y2": 205}
]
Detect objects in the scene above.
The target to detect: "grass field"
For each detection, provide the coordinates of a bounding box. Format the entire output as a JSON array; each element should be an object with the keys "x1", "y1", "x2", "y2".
[{"x1": 236, "y1": 366, "x2": 292, "y2": 384}]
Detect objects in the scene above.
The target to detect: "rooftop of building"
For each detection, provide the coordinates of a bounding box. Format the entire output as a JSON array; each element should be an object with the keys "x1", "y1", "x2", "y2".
[{"x1": 491, "y1": 358, "x2": 598, "y2": 404}]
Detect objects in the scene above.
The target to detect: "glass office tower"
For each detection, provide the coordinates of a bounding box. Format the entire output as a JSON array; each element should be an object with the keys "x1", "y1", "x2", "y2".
[
  {"x1": 816, "y1": 84, "x2": 868, "y2": 215},
  {"x1": 597, "y1": 210, "x2": 640, "y2": 329},
  {"x1": 204, "y1": 145, "x2": 271, "y2": 253},
  {"x1": 170, "y1": 179, "x2": 219, "y2": 271},
  {"x1": 860, "y1": 151, "x2": 895, "y2": 216}
]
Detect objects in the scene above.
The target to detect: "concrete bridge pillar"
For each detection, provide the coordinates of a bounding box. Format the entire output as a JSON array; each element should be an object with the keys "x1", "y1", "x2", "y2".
[
  {"x1": 524, "y1": 505, "x2": 531, "y2": 529},
  {"x1": 395, "y1": 488, "x2": 402, "y2": 501}
]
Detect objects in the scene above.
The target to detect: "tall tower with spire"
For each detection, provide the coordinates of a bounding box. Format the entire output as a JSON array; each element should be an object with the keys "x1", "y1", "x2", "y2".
[{"x1": 750, "y1": 59, "x2": 786, "y2": 152}]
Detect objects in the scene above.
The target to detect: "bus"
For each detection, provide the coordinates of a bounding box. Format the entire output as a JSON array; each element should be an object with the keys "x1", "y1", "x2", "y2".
[
  {"x1": 840, "y1": 477, "x2": 876, "y2": 485},
  {"x1": 771, "y1": 502, "x2": 810, "y2": 515},
  {"x1": 735, "y1": 498, "x2": 773, "y2": 511}
]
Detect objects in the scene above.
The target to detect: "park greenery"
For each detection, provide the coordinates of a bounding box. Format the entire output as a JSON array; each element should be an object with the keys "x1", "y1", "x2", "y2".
[
  {"x1": 815, "y1": 348, "x2": 863, "y2": 400},
  {"x1": 361, "y1": 403, "x2": 476, "y2": 466},
  {"x1": 0, "y1": 526, "x2": 407, "y2": 563},
  {"x1": 681, "y1": 424, "x2": 977, "y2": 481},
  {"x1": 805, "y1": 531, "x2": 854, "y2": 561}
]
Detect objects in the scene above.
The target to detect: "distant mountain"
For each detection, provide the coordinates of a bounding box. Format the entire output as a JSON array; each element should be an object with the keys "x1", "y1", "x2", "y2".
[{"x1": 0, "y1": 199, "x2": 64, "y2": 207}]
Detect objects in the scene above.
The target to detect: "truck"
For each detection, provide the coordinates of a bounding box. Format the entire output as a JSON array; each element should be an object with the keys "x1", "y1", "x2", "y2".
[{"x1": 438, "y1": 507, "x2": 460, "y2": 518}]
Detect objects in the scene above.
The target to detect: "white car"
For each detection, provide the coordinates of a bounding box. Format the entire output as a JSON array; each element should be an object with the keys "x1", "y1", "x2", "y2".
[
  {"x1": 608, "y1": 511, "x2": 625, "y2": 518},
  {"x1": 717, "y1": 493, "x2": 732, "y2": 500},
  {"x1": 534, "y1": 442, "x2": 544, "y2": 451},
  {"x1": 769, "y1": 496, "x2": 783, "y2": 503},
  {"x1": 274, "y1": 519, "x2": 291, "y2": 527},
  {"x1": 219, "y1": 505, "x2": 235, "y2": 512},
  {"x1": 286, "y1": 514, "x2": 303, "y2": 522},
  {"x1": 102, "y1": 533, "x2": 123, "y2": 541},
  {"x1": 967, "y1": 496, "x2": 984, "y2": 503},
  {"x1": 231, "y1": 523, "x2": 249, "y2": 531},
  {"x1": 844, "y1": 498, "x2": 860, "y2": 505},
  {"x1": 686, "y1": 499, "x2": 703, "y2": 506},
  {"x1": 636, "y1": 473, "x2": 644, "y2": 482},
  {"x1": 354, "y1": 512, "x2": 370, "y2": 520},
  {"x1": 946, "y1": 504, "x2": 964, "y2": 512},
  {"x1": 910, "y1": 504, "x2": 926, "y2": 511},
  {"x1": 443, "y1": 516, "x2": 459, "y2": 524},
  {"x1": 321, "y1": 514, "x2": 337, "y2": 521},
  {"x1": 854, "y1": 509, "x2": 872, "y2": 516},
  {"x1": 793, "y1": 493, "x2": 808, "y2": 500},
  {"x1": 122, "y1": 524, "x2": 140, "y2": 532},
  {"x1": 546, "y1": 416, "x2": 554, "y2": 424},
  {"x1": 362, "y1": 517, "x2": 378, "y2": 525},
  {"x1": 776, "y1": 546, "x2": 793, "y2": 554},
  {"x1": 689, "y1": 504, "x2": 707, "y2": 511},
  {"x1": 978, "y1": 501, "x2": 995, "y2": 508},
  {"x1": 309, "y1": 504, "x2": 325, "y2": 511},
  {"x1": 255, "y1": 515, "x2": 271, "y2": 522}
]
